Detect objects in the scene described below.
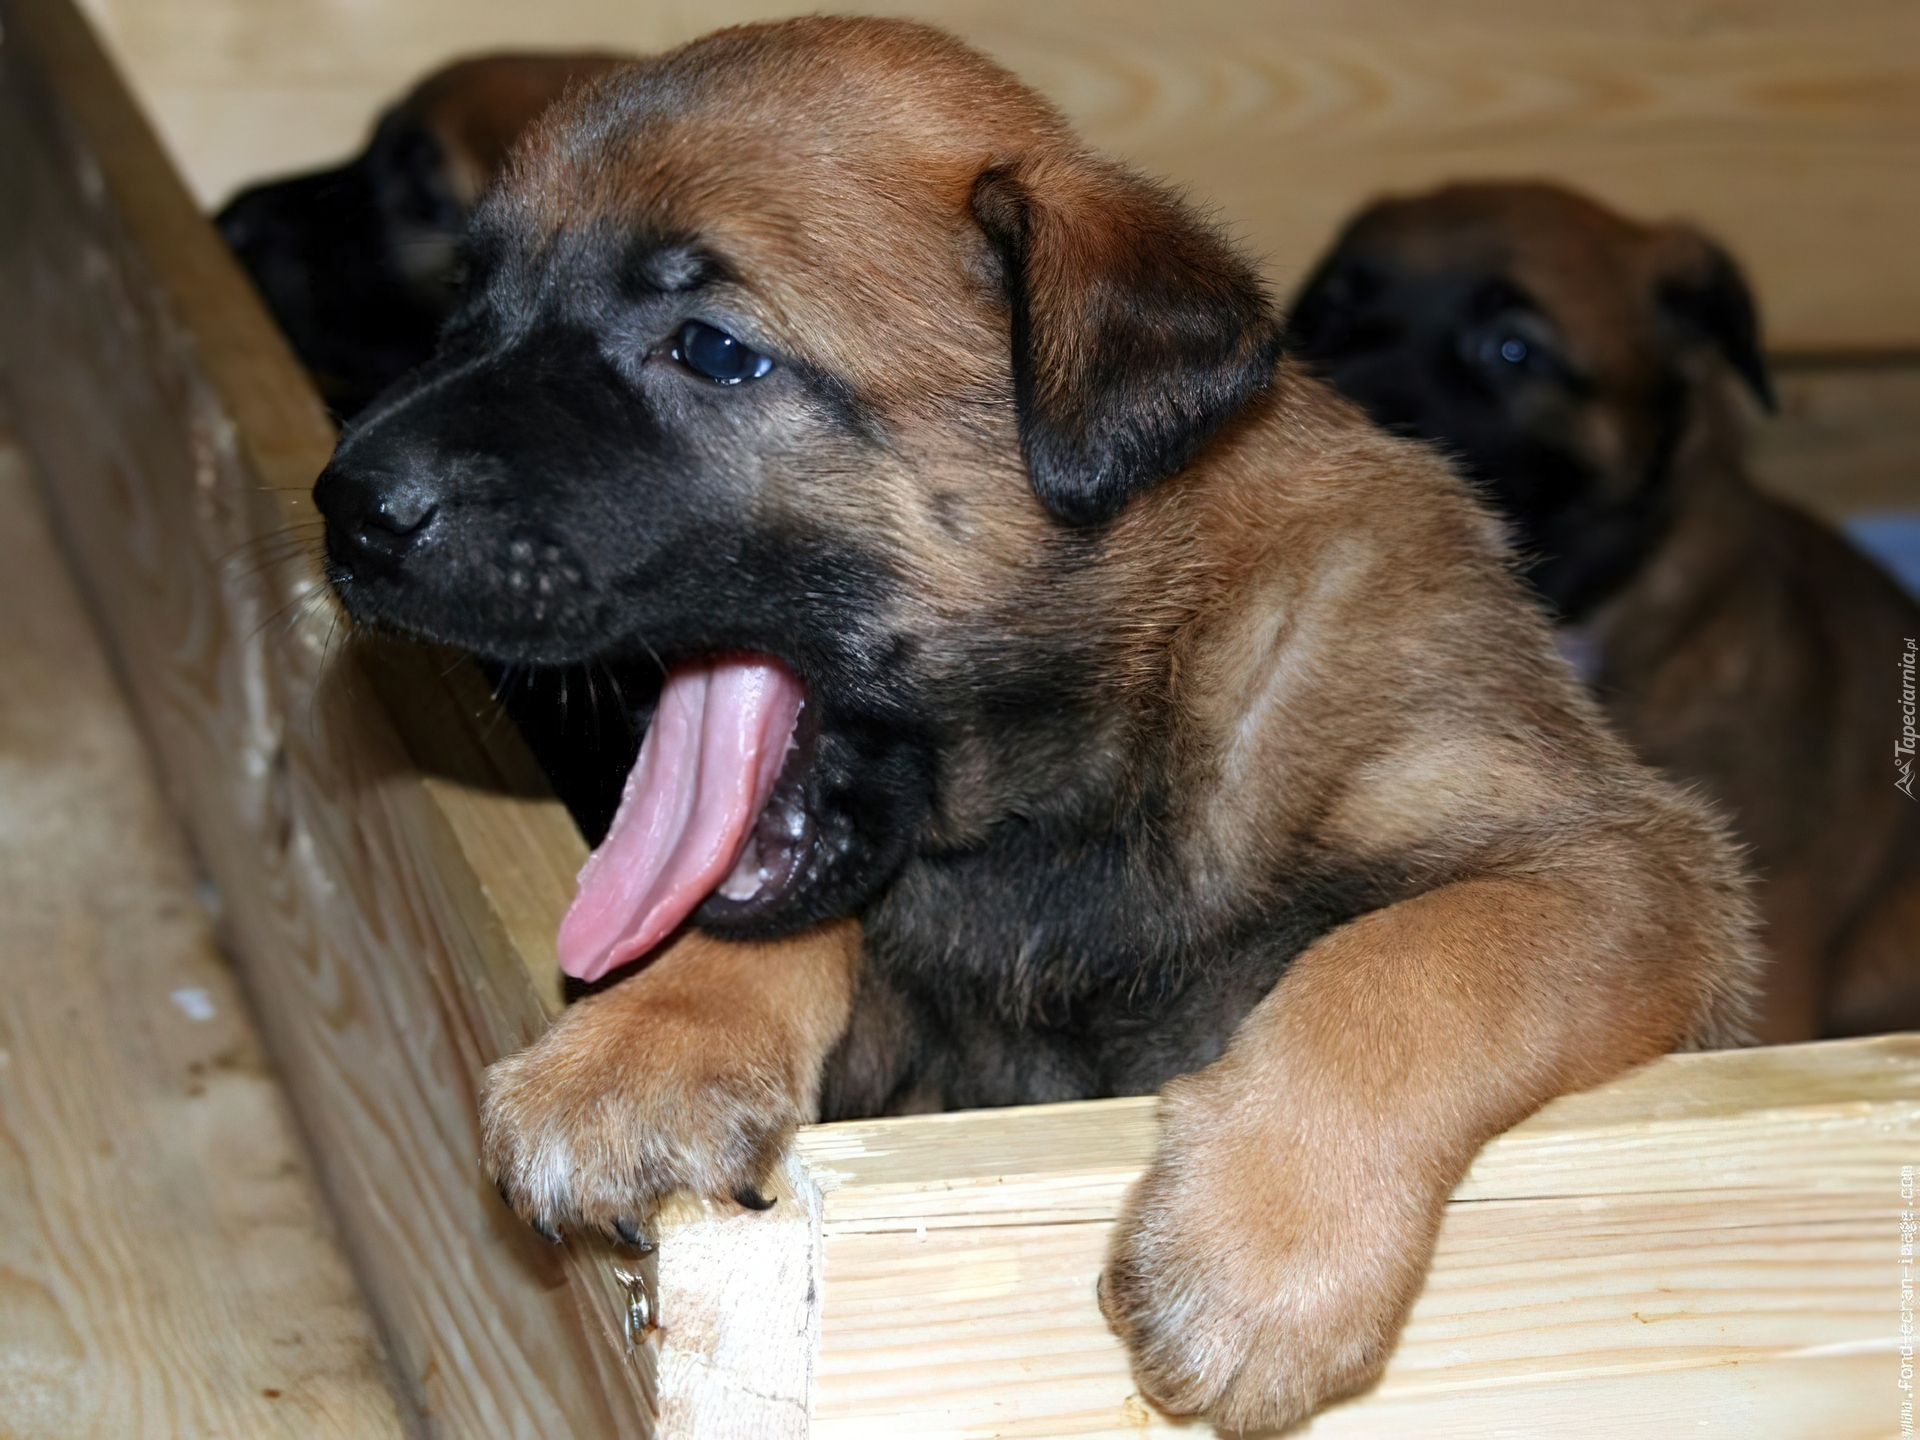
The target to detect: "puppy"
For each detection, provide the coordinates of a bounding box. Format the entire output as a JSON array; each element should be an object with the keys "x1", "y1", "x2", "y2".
[
  {"x1": 1285, "y1": 181, "x2": 1920, "y2": 1043},
  {"x1": 312, "y1": 23, "x2": 1757, "y2": 1431},
  {"x1": 219, "y1": 51, "x2": 625, "y2": 416}
]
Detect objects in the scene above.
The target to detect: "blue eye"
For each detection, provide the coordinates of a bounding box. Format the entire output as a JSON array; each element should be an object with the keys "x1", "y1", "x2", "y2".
[
  {"x1": 675, "y1": 321, "x2": 773, "y2": 384},
  {"x1": 1460, "y1": 313, "x2": 1581, "y2": 392},
  {"x1": 1470, "y1": 329, "x2": 1547, "y2": 375}
]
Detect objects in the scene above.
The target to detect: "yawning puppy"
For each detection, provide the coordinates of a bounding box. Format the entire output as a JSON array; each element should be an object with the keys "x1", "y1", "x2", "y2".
[
  {"x1": 312, "y1": 22, "x2": 1757, "y2": 1431},
  {"x1": 219, "y1": 51, "x2": 626, "y2": 416},
  {"x1": 1284, "y1": 181, "x2": 1920, "y2": 1042}
]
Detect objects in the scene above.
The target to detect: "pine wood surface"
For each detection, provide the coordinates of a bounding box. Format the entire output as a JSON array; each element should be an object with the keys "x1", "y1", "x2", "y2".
[
  {"x1": 0, "y1": 442, "x2": 404, "y2": 1438},
  {"x1": 72, "y1": 0, "x2": 1920, "y2": 355},
  {"x1": 0, "y1": 0, "x2": 647, "y2": 1432},
  {"x1": 656, "y1": 1035, "x2": 1917, "y2": 1438}
]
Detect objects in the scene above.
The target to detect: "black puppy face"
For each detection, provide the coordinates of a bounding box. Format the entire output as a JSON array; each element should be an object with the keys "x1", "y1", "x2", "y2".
[
  {"x1": 320, "y1": 222, "x2": 886, "y2": 670},
  {"x1": 1284, "y1": 182, "x2": 1771, "y2": 622},
  {"x1": 317, "y1": 212, "x2": 926, "y2": 939}
]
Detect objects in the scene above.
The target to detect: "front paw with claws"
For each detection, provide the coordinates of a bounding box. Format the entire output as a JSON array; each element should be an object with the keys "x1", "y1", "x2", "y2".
[{"x1": 479, "y1": 923, "x2": 857, "y2": 1242}]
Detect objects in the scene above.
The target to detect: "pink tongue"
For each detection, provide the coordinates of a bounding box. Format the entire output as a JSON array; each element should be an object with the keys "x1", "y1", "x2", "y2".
[{"x1": 557, "y1": 654, "x2": 805, "y2": 982}]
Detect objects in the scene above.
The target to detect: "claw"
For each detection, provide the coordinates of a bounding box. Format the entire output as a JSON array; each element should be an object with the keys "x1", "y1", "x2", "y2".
[
  {"x1": 613, "y1": 1217, "x2": 654, "y2": 1250},
  {"x1": 528, "y1": 1215, "x2": 563, "y2": 1244},
  {"x1": 733, "y1": 1185, "x2": 777, "y2": 1212}
]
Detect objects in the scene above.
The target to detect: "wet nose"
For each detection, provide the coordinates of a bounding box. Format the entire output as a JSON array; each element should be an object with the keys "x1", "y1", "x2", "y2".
[{"x1": 312, "y1": 460, "x2": 439, "y2": 562}]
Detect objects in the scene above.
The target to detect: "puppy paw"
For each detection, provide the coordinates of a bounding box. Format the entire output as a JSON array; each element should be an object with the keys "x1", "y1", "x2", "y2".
[
  {"x1": 1099, "y1": 1069, "x2": 1443, "y2": 1434},
  {"x1": 480, "y1": 947, "x2": 819, "y2": 1243}
]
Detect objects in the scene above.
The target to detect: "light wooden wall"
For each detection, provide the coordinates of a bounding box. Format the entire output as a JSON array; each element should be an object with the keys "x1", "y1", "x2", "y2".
[{"x1": 76, "y1": 0, "x2": 1920, "y2": 355}]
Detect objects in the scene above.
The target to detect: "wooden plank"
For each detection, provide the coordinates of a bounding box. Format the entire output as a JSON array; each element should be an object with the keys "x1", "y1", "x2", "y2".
[
  {"x1": 0, "y1": 0, "x2": 650, "y2": 1433},
  {"x1": 1750, "y1": 358, "x2": 1920, "y2": 521},
  {"x1": 0, "y1": 438, "x2": 405, "y2": 1438},
  {"x1": 652, "y1": 1160, "x2": 823, "y2": 1440},
  {"x1": 76, "y1": 0, "x2": 1920, "y2": 354},
  {"x1": 641, "y1": 1035, "x2": 1919, "y2": 1438}
]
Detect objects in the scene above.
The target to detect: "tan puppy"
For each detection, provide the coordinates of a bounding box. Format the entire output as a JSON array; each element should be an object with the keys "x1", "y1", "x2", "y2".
[
  {"x1": 311, "y1": 22, "x2": 1758, "y2": 1431},
  {"x1": 1286, "y1": 181, "x2": 1920, "y2": 1043}
]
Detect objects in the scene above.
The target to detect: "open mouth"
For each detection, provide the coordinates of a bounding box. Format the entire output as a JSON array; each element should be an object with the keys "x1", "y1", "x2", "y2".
[{"x1": 555, "y1": 652, "x2": 813, "y2": 983}]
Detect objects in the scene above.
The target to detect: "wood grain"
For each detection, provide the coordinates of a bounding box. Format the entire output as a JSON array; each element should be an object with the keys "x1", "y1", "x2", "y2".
[
  {"x1": 1751, "y1": 358, "x2": 1920, "y2": 520},
  {"x1": 0, "y1": 441, "x2": 405, "y2": 1439},
  {"x1": 737, "y1": 1035, "x2": 1917, "y2": 1438},
  {"x1": 0, "y1": 0, "x2": 650, "y2": 1433},
  {"x1": 651, "y1": 1158, "x2": 821, "y2": 1440},
  {"x1": 74, "y1": 0, "x2": 1920, "y2": 354}
]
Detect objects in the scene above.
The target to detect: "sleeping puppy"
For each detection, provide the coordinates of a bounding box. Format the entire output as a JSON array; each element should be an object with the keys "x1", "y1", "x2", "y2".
[
  {"x1": 1285, "y1": 181, "x2": 1920, "y2": 1043},
  {"x1": 218, "y1": 51, "x2": 625, "y2": 416},
  {"x1": 311, "y1": 23, "x2": 1756, "y2": 1431}
]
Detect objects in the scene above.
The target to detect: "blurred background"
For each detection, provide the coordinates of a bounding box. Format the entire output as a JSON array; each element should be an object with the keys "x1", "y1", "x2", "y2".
[{"x1": 75, "y1": 0, "x2": 1920, "y2": 527}]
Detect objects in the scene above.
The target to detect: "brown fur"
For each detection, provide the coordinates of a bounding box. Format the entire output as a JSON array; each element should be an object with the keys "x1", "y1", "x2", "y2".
[
  {"x1": 482, "y1": 921, "x2": 858, "y2": 1236},
  {"x1": 311, "y1": 22, "x2": 1769, "y2": 1430},
  {"x1": 1604, "y1": 392, "x2": 1920, "y2": 1040},
  {"x1": 402, "y1": 54, "x2": 630, "y2": 207},
  {"x1": 1288, "y1": 182, "x2": 1920, "y2": 1043}
]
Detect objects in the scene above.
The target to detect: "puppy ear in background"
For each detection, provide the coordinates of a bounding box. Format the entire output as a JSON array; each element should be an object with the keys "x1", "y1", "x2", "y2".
[
  {"x1": 971, "y1": 157, "x2": 1280, "y2": 526},
  {"x1": 1648, "y1": 224, "x2": 1777, "y2": 414}
]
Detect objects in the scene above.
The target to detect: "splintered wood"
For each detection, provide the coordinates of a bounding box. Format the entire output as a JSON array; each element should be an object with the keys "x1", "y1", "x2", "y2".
[{"x1": 649, "y1": 1035, "x2": 1920, "y2": 1439}]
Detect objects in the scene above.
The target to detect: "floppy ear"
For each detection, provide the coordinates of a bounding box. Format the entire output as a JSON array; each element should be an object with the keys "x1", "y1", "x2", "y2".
[
  {"x1": 1649, "y1": 225, "x2": 1776, "y2": 413},
  {"x1": 972, "y1": 156, "x2": 1279, "y2": 526}
]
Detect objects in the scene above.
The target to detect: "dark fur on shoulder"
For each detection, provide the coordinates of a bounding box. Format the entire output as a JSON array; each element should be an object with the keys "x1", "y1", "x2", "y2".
[
  {"x1": 1285, "y1": 181, "x2": 1920, "y2": 1041},
  {"x1": 218, "y1": 52, "x2": 625, "y2": 416},
  {"x1": 314, "y1": 26, "x2": 1756, "y2": 1431}
]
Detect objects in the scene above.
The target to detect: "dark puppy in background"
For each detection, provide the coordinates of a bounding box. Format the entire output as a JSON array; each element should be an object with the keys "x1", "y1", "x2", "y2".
[
  {"x1": 1286, "y1": 181, "x2": 1920, "y2": 1042},
  {"x1": 220, "y1": 50, "x2": 649, "y2": 838},
  {"x1": 219, "y1": 52, "x2": 625, "y2": 416},
  {"x1": 314, "y1": 24, "x2": 1757, "y2": 1432}
]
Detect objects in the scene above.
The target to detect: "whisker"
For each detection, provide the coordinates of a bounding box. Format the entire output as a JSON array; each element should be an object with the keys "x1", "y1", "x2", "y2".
[
  {"x1": 599, "y1": 660, "x2": 633, "y2": 732},
  {"x1": 306, "y1": 610, "x2": 345, "y2": 735},
  {"x1": 247, "y1": 584, "x2": 328, "y2": 644},
  {"x1": 216, "y1": 527, "x2": 326, "y2": 576},
  {"x1": 217, "y1": 532, "x2": 321, "y2": 568},
  {"x1": 490, "y1": 662, "x2": 525, "y2": 703}
]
